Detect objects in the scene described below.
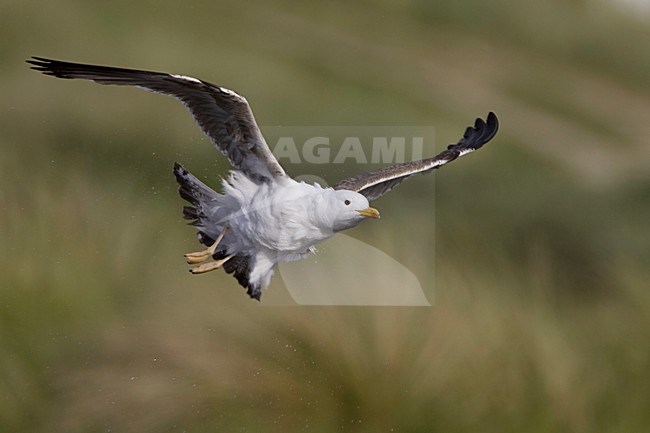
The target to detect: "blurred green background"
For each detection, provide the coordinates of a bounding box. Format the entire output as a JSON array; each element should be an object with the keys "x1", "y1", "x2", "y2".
[{"x1": 2, "y1": 0, "x2": 650, "y2": 431}]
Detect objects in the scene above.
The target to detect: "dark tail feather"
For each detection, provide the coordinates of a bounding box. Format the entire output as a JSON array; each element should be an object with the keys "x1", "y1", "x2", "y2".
[
  {"x1": 173, "y1": 162, "x2": 217, "y2": 209},
  {"x1": 174, "y1": 163, "x2": 261, "y2": 300},
  {"x1": 183, "y1": 205, "x2": 198, "y2": 221},
  {"x1": 173, "y1": 162, "x2": 219, "y2": 236},
  {"x1": 216, "y1": 250, "x2": 261, "y2": 301}
]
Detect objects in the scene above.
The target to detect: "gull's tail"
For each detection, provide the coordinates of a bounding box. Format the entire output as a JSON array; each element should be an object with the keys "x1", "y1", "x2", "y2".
[
  {"x1": 172, "y1": 162, "x2": 221, "y2": 242},
  {"x1": 172, "y1": 163, "x2": 261, "y2": 300}
]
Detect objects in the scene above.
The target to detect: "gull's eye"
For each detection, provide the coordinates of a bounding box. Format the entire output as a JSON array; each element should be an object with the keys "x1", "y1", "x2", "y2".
[{"x1": 344, "y1": 200, "x2": 351, "y2": 206}]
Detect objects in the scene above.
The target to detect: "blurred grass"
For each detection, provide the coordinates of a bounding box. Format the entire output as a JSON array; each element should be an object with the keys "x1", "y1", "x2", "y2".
[{"x1": 1, "y1": 0, "x2": 650, "y2": 432}]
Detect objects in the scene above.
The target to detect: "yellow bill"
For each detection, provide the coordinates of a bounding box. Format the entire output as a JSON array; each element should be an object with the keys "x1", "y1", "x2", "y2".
[{"x1": 357, "y1": 207, "x2": 380, "y2": 219}]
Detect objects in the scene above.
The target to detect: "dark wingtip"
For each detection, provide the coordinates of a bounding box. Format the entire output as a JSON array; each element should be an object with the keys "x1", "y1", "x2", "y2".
[
  {"x1": 26, "y1": 56, "x2": 71, "y2": 78},
  {"x1": 26, "y1": 56, "x2": 46, "y2": 65},
  {"x1": 486, "y1": 112, "x2": 498, "y2": 130},
  {"x1": 483, "y1": 112, "x2": 499, "y2": 142},
  {"x1": 469, "y1": 112, "x2": 499, "y2": 145},
  {"x1": 448, "y1": 111, "x2": 500, "y2": 152},
  {"x1": 247, "y1": 285, "x2": 262, "y2": 301},
  {"x1": 27, "y1": 57, "x2": 48, "y2": 72}
]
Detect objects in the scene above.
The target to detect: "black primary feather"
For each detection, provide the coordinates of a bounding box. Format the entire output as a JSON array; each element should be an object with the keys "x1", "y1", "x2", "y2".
[{"x1": 334, "y1": 112, "x2": 498, "y2": 201}]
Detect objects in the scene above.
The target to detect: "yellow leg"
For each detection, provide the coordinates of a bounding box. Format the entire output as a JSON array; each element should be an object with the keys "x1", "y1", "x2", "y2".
[
  {"x1": 184, "y1": 225, "x2": 229, "y2": 264},
  {"x1": 189, "y1": 255, "x2": 233, "y2": 274}
]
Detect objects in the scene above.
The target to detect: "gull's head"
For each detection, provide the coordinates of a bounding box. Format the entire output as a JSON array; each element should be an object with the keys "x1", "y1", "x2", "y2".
[{"x1": 321, "y1": 189, "x2": 379, "y2": 232}]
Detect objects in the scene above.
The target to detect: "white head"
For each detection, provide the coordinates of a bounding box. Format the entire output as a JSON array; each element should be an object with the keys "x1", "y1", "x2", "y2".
[{"x1": 316, "y1": 189, "x2": 380, "y2": 232}]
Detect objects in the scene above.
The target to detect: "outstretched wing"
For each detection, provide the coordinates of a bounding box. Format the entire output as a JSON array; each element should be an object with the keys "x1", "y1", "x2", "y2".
[
  {"x1": 333, "y1": 112, "x2": 498, "y2": 201},
  {"x1": 27, "y1": 56, "x2": 286, "y2": 183}
]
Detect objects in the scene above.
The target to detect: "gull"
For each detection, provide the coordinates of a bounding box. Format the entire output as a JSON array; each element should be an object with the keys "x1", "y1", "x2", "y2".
[{"x1": 28, "y1": 56, "x2": 499, "y2": 301}]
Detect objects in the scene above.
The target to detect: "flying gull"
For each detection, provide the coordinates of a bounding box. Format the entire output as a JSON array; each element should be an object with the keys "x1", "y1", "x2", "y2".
[{"x1": 27, "y1": 57, "x2": 499, "y2": 301}]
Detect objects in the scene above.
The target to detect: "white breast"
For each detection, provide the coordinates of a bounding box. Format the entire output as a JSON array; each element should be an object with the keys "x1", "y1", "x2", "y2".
[{"x1": 224, "y1": 177, "x2": 332, "y2": 256}]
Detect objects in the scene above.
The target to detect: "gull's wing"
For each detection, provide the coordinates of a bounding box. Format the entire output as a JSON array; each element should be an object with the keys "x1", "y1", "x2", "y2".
[
  {"x1": 27, "y1": 56, "x2": 286, "y2": 183},
  {"x1": 333, "y1": 112, "x2": 498, "y2": 201}
]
